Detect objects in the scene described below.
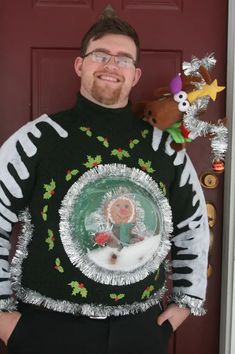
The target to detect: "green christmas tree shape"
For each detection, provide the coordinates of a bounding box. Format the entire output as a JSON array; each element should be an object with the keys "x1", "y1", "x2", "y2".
[
  {"x1": 43, "y1": 179, "x2": 56, "y2": 199},
  {"x1": 83, "y1": 155, "x2": 102, "y2": 169},
  {"x1": 138, "y1": 159, "x2": 155, "y2": 173},
  {"x1": 110, "y1": 293, "x2": 125, "y2": 302},
  {"x1": 54, "y1": 258, "x2": 64, "y2": 273},
  {"x1": 141, "y1": 285, "x2": 154, "y2": 300},
  {"x1": 111, "y1": 148, "x2": 130, "y2": 160},
  {"x1": 65, "y1": 169, "x2": 79, "y2": 181},
  {"x1": 129, "y1": 139, "x2": 139, "y2": 149},
  {"x1": 41, "y1": 205, "x2": 48, "y2": 221},
  {"x1": 97, "y1": 136, "x2": 109, "y2": 148},
  {"x1": 45, "y1": 229, "x2": 55, "y2": 251},
  {"x1": 68, "y1": 281, "x2": 88, "y2": 298},
  {"x1": 80, "y1": 126, "x2": 92, "y2": 137},
  {"x1": 141, "y1": 129, "x2": 149, "y2": 139}
]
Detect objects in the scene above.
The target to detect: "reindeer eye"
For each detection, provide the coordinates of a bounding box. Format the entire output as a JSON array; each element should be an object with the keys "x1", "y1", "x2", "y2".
[
  {"x1": 178, "y1": 100, "x2": 190, "y2": 112},
  {"x1": 148, "y1": 110, "x2": 152, "y2": 116},
  {"x1": 174, "y1": 91, "x2": 187, "y2": 103}
]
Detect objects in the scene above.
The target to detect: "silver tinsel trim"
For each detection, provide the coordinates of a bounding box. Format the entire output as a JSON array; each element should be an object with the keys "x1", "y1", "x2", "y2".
[
  {"x1": 12, "y1": 282, "x2": 168, "y2": 317},
  {"x1": 183, "y1": 53, "x2": 216, "y2": 77},
  {"x1": 10, "y1": 209, "x2": 34, "y2": 295},
  {"x1": 183, "y1": 101, "x2": 228, "y2": 162},
  {"x1": 9, "y1": 208, "x2": 169, "y2": 317},
  {"x1": 168, "y1": 293, "x2": 206, "y2": 316},
  {"x1": 59, "y1": 164, "x2": 173, "y2": 286},
  {"x1": 0, "y1": 298, "x2": 18, "y2": 312}
]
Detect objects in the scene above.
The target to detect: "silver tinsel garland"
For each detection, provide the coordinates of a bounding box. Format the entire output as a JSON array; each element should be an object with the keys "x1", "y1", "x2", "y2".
[
  {"x1": 182, "y1": 54, "x2": 228, "y2": 163},
  {"x1": 59, "y1": 164, "x2": 173, "y2": 286},
  {"x1": 168, "y1": 293, "x2": 206, "y2": 316},
  {"x1": 183, "y1": 53, "x2": 216, "y2": 77},
  {"x1": 0, "y1": 298, "x2": 18, "y2": 312}
]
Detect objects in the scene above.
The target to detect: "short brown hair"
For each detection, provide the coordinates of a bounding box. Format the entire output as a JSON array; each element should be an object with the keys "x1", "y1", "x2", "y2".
[{"x1": 80, "y1": 17, "x2": 140, "y2": 64}]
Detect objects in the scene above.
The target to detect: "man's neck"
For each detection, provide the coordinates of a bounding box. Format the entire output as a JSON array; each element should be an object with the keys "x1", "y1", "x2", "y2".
[{"x1": 79, "y1": 89, "x2": 128, "y2": 109}]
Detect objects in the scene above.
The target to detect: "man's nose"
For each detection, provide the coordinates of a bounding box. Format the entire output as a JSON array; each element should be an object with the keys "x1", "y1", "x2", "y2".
[{"x1": 104, "y1": 56, "x2": 118, "y2": 69}]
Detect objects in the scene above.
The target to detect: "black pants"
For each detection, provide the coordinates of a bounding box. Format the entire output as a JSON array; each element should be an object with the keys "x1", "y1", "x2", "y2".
[{"x1": 7, "y1": 304, "x2": 172, "y2": 354}]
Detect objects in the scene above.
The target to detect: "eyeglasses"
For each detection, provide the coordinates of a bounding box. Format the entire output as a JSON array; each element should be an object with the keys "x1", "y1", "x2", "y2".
[{"x1": 82, "y1": 50, "x2": 136, "y2": 68}]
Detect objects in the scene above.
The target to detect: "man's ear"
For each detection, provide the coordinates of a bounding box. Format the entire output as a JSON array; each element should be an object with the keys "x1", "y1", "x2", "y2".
[
  {"x1": 132, "y1": 67, "x2": 142, "y2": 87},
  {"x1": 74, "y1": 57, "x2": 83, "y2": 77}
]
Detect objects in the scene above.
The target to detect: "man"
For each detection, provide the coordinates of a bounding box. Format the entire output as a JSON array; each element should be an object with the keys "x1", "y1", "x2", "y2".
[{"x1": 0, "y1": 10, "x2": 209, "y2": 354}]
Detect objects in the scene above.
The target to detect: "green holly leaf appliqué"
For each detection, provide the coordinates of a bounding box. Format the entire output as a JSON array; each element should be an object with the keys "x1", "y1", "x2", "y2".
[
  {"x1": 65, "y1": 169, "x2": 79, "y2": 181},
  {"x1": 45, "y1": 229, "x2": 55, "y2": 250},
  {"x1": 97, "y1": 136, "x2": 109, "y2": 148},
  {"x1": 110, "y1": 293, "x2": 125, "y2": 302},
  {"x1": 80, "y1": 126, "x2": 92, "y2": 137},
  {"x1": 43, "y1": 179, "x2": 56, "y2": 200},
  {"x1": 141, "y1": 129, "x2": 149, "y2": 139},
  {"x1": 111, "y1": 148, "x2": 130, "y2": 161},
  {"x1": 129, "y1": 139, "x2": 139, "y2": 149},
  {"x1": 138, "y1": 159, "x2": 155, "y2": 173},
  {"x1": 159, "y1": 181, "x2": 167, "y2": 196},
  {"x1": 68, "y1": 281, "x2": 88, "y2": 298},
  {"x1": 54, "y1": 258, "x2": 64, "y2": 273},
  {"x1": 141, "y1": 285, "x2": 154, "y2": 300},
  {"x1": 83, "y1": 155, "x2": 102, "y2": 169},
  {"x1": 41, "y1": 205, "x2": 48, "y2": 221}
]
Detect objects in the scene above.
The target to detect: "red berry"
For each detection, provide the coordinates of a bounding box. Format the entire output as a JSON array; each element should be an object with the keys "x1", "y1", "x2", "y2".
[
  {"x1": 93, "y1": 162, "x2": 98, "y2": 167},
  {"x1": 79, "y1": 283, "x2": 84, "y2": 288},
  {"x1": 118, "y1": 148, "x2": 123, "y2": 153},
  {"x1": 50, "y1": 190, "x2": 55, "y2": 195}
]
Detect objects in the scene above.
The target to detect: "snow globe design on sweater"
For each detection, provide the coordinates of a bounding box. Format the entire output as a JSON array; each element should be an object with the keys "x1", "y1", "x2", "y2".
[{"x1": 59, "y1": 164, "x2": 172, "y2": 285}]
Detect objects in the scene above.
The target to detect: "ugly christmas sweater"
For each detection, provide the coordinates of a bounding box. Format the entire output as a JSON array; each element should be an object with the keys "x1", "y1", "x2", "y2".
[{"x1": 0, "y1": 94, "x2": 209, "y2": 316}]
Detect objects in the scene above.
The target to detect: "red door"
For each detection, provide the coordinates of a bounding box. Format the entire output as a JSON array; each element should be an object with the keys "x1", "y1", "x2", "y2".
[{"x1": 0, "y1": 1, "x2": 227, "y2": 353}]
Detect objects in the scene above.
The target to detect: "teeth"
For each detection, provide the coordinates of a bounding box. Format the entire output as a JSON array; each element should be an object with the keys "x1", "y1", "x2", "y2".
[{"x1": 99, "y1": 75, "x2": 118, "y2": 82}]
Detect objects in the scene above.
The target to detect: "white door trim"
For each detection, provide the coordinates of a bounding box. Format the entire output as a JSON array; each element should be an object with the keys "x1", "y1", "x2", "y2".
[{"x1": 220, "y1": 0, "x2": 235, "y2": 353}]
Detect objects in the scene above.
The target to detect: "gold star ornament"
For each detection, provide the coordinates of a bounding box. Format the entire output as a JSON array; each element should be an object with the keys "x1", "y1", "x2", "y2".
[{"x1": 187, "y1": 79, "x2": 225, "y2": 103}]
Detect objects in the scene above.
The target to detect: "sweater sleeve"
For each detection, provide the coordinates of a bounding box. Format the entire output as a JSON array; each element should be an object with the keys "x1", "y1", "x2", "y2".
[
  {"x1": 0, "y1": 115, "x2": 68, "y2": 311},
  {"x1": 168, "y1": 149, "x2": 210, "y2": 316}
]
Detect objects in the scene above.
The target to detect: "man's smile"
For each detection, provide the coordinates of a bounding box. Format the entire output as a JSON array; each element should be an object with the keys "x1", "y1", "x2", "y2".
[{"x1": 95, "y1": 72, "x2": 122, "y2": 83}]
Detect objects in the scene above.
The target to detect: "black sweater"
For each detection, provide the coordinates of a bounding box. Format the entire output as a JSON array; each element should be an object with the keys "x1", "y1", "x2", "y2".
[{"x1": 0, "y1": 94, "x2": 209, "y2": 316}]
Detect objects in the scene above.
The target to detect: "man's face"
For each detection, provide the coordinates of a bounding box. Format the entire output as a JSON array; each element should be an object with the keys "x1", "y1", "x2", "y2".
[{"x1": 74, "y1": 34, "x2": 142, "y2": 108}]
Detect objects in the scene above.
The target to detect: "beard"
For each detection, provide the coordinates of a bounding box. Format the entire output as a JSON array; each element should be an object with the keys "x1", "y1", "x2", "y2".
[{"x1": 91, "y1": 79, "x2": 122, "y2": 106}]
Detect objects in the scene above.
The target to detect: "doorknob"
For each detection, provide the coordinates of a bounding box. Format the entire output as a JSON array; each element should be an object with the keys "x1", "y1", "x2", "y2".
[{"x1": 200, "y1": 171, "x2": 219, "y2": 189}]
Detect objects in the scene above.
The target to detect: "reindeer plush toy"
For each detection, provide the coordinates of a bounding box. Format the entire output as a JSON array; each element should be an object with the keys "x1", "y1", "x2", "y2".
[{"x1": 135, "y1": 54, "x2": 228, "y2": 172}]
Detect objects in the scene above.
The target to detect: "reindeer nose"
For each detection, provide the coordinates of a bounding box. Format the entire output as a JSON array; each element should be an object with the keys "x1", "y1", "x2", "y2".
[{"x1": 152, "y1": 117, "x2": 157, "y2": 124}]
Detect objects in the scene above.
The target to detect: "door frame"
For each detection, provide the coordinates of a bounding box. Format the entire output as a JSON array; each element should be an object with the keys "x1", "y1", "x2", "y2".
[{"x1": 220, "y1": 0, "x2": 235, "y2": 353}]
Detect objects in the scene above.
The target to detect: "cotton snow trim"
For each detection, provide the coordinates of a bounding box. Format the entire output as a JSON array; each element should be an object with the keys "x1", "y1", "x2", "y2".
[
  {"x1": 168, "y1": 293, "x2": 206, "y2": 316},
  {"x1": 59, "y1": 164, "x2": 173, "y2": 286},
  {"x1": 11, "y1": 283, "x2": 168, "y2": 317},
  {"x1": 0, "y1": 298, "x2": 18, "y2": 312}
]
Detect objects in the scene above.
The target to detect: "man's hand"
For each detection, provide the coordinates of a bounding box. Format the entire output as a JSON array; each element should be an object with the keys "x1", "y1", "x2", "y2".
[
  {"x1": 0, "y1": 311, "x2": 21, "y2": 345},
  {"x1": 157, "y1": 303, "x2": 190, "y2": 331}
]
